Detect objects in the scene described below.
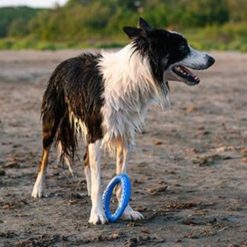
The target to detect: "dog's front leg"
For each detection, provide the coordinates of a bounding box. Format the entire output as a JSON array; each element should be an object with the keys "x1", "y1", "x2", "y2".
[
  {"x1": 116, "y1": 144, "x2": 144, "y2": 221},
  {"x1": 88, "y1": 140, "x2": 107, "y2": 224}
]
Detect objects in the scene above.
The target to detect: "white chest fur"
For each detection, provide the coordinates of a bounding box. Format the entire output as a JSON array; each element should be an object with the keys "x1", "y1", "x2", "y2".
[{"x1": 99, "y1": 44, "x2": 168, "y2": 150}]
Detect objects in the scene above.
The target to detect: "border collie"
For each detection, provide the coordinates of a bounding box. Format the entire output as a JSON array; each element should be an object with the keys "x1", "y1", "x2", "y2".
[{"x1": 32, "y1": 18, "x2": 215, "y2": 224}]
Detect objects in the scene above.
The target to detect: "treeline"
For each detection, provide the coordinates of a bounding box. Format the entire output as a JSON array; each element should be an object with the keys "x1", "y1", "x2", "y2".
[
  {"x1": 0, "y1": 0, "x2": 247, "y2": 50},
  {"x1": 0, "y1": 7, "x2": 43, "y2": 38}
]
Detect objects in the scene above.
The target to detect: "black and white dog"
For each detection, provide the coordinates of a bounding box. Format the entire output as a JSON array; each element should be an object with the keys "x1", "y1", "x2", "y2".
[{"x1": 32, "y1": 18, "x2": 215, "y2": 224}]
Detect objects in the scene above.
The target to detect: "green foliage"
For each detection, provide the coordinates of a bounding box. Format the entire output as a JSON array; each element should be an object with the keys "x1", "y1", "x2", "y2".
[
  {"x1": 172, "y1": 0, "x2": 230, "y2": 27},
  {"x1": 0, "y1": 0, "x2": 247, "y2": 51},
  {"x1": 0, "y1": 7, "x2": 41, "y2": 37}
]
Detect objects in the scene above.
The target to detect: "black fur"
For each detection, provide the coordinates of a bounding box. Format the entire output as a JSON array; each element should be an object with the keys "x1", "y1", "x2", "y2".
[
  {"x1": 124, "y1": 22, "x2": 190, "y2": 85},
  {"x1": 41, "y1": 53, "x2": 104, "y2": 159}
]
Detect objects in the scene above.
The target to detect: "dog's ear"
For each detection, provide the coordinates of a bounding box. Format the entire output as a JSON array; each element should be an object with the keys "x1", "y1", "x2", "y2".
[
  {"x1": 138, "y1": 17, "x2": 152, "y2": 31},
  {"x1": 123, "y1": 26, "x2": 143, "y2": 39},
  {"x1": 123, "y1": 18, "x2": 152, "y2": 39}
]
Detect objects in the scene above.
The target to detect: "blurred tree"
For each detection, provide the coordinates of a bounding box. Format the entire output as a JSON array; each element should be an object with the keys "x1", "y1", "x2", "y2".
[
  {"x1": 226, "y1": 0, "x2": 247, "y2": 22},
  {"x1": 8, "y1": 19, "x2": 30, "y2": 37},
  {"x1": 0, "y1": 7, "x2": 40, "y2": 37},
  {"x1": 172, "y1": 0, "x2": 229, "y2": 27}
]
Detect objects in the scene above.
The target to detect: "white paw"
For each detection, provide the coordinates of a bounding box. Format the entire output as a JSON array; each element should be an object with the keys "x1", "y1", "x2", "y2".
[
  {"x1": 31, "y1": 185, "x2": 44, "y2": 198},
  {"x1": 89, "y1": 206, "x2": 108, "y2": 225},
  {"x1": 121, "y1": 205, "x2": 144, "y2": 221},
  {"x1": 31, "y1": 173, "x2": 45, "y2": 198}
]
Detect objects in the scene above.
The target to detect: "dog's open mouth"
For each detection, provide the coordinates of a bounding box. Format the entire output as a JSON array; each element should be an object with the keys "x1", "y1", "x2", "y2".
[{"x1": 172, "y1": 65, "x2": 200, "y2": 84}]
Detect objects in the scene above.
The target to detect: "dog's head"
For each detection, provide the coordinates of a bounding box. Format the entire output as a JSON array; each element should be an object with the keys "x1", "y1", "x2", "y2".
[{"x1": 123, "y1": 18, "x2": 215, "y2": 86}]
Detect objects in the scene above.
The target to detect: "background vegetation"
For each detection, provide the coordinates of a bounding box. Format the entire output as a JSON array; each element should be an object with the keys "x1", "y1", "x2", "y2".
[{"x1": 0, "y1": 0, "x2": 247, "y2": 51}]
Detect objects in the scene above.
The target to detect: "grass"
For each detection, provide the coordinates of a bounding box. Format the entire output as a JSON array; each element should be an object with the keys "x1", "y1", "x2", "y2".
[{"x1": 0, "y1": 38, "x2": 126, "y2": 50}]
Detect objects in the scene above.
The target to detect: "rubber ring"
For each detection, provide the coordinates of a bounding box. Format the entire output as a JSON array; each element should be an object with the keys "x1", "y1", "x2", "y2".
[{"x1": 102, "y1": 173, "x2": 131, "y2": 222}]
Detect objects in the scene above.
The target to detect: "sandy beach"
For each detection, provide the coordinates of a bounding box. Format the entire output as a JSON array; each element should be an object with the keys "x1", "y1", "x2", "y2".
[{"x1": 0, "y1": 50, "x2": 247, "y2": 246}]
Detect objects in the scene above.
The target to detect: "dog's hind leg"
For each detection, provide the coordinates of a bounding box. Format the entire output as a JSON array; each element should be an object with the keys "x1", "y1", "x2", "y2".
[
  {"x1": 115, "y1": 143, "x2": 144, "y2": 221},
  {"x1": 88, "y1": 140, "x2": 107, "y2": 224},
  {"x1": 32, "y1": 101, "x2": 62, "y2": 198},
  {"x1": 83, "y1": 145, "x2": 91, "y2": 196},
  {"x1": 32, "y1": 115, "x2": 59, "y2": 198},
  {"x1": 31, "y1": 148, "x2": 50, "y2": 198}
]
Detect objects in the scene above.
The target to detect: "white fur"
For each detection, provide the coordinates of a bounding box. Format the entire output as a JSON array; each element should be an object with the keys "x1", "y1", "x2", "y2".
[
  {"x1": 69, "y1": 109, "x2": 88, "y2": 141},
  {"x1": 121, "y1": 205, "x2": 144, "y2": 220},
  {"x1": 88, "y1": 140, "x2": 107, "y2": 224},
  {"x1": 99, "y1": 44, "x2": 169, "y2": 151},
  {"x1": 31, "y1": 172, "x2": 44, "y2": 198}
]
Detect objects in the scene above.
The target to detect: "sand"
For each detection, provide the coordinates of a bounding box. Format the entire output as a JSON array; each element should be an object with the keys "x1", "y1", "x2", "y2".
[{"x1": 0, "y1": 50, "x2": 247, "y2": 246}]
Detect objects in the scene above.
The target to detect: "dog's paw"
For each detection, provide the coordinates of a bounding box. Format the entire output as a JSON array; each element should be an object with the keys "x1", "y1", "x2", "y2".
[
  {"x1": 89, "y1": 207, "x2": 108, "y2": 225},
  {"x1": 121, "y1": 205, "x2": 144, "y2": 221},
  {"x1": 32, "y1": 173, "x2": 45, "y2": 198},
  {"x1": 31, "y1": 185, "x2": 44, "y2": 198}
]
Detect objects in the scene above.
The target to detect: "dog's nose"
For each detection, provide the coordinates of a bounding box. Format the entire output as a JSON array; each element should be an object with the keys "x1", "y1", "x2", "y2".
[{"x1": 206, "y1": 55, "x2": 215, "y2": 67}]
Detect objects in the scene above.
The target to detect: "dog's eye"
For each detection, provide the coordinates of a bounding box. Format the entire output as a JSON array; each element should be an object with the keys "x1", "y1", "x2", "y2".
[
  {"x1": 180, "y1": 45, "x2": 187, "y2": 51},
  {"x1": 180, "y1": 44, "x2": 189, "y2": 54}
]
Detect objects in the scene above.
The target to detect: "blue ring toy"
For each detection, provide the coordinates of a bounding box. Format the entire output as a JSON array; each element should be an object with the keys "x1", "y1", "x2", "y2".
[{"x1": 102, "y1": 173, "x2": 131, "y2": 222}]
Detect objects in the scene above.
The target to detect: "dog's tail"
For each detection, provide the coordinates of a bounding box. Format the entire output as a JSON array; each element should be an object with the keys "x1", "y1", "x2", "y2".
[
  {"x1": 56, "y1": 110, "x2": 78, "y2": 163},
  {"x1": 41, "y1": 66, "x2": 78, "y2": 164}
]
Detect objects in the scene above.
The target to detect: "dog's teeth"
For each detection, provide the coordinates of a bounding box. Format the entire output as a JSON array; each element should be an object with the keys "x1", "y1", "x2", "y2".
[{"x1": 174, "y1": 65, "x2": 199, "y2": 82}]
